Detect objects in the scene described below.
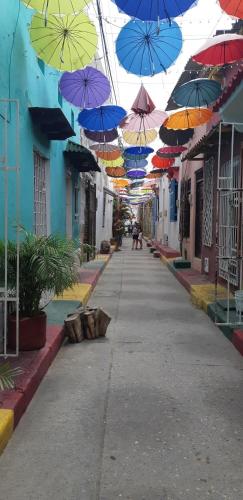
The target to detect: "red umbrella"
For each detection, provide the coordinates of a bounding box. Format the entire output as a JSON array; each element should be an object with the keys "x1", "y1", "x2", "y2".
[
  {"x1": 131, "y1": 84, "x2": 156, "y2": 114},
  {"x1": 151, "y1": 155, "x2": 174, "y2": 169},
  {"x1": 219, "y1": 0, "x2": 243, "y2": 19},
  {"x1": 192, "y1": 34, "x2": 243, "y2": 66},
  {"x1": 156, "y1": 146, "x2": 187, "y2": 158}
]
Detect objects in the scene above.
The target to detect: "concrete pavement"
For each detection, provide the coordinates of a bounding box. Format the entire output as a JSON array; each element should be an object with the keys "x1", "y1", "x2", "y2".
[{"x1": 0, "y1": 240, "x2": 242, "y2": 500}]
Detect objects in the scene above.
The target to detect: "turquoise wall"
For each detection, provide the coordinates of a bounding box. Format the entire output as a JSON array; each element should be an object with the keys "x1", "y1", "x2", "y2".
[{"x1": 0, "y1": 0, "x2": 80, "y2": 240}]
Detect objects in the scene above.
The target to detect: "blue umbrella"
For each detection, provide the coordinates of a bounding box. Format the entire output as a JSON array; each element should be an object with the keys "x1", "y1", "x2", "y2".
[
  {"x1": 113, "y1": 0, "x2": 196, "y2": 21},
  {"x1": 116, "y1": 20, "x2": 182, "y2": 77},
  {"x1": 127, "y1": 169, "x2": 146, "y2": 179},
  {"x1": 172, "y1": 78, "x2": 222, "y2": 108},
  {"x1": 78, "y1": 105, "x2": 127, "y2": 132},
  {"x1": 124, "y1": 159, "x2": 148, "y2": 169},
  {"x1": 124, "y1": 146, "x2": 154, "y2": 156}
]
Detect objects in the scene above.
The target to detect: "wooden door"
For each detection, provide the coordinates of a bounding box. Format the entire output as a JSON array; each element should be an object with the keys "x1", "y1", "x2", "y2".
[{"x1": 195, "y1": 170, "x2": 204, "y2": 258}]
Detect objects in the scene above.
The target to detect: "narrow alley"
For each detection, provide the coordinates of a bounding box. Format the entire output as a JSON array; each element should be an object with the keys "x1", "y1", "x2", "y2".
[{"x1": 0, "y1": 242, "x2": 242, "y2": 500}]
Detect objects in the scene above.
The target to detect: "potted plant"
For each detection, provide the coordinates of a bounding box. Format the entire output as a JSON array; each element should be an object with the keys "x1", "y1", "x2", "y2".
[{"x1": 0, "y1": 231, "x2": 78, "y2": 351}]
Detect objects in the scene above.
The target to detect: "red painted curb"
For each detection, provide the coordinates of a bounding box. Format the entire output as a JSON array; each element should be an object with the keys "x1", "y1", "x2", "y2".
[{"x1": 232, "y1": 330, "x2": 243, "y2": 356}]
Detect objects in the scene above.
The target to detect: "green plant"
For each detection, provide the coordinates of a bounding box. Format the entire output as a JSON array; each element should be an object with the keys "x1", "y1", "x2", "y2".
[
  {"x1": 0, "y1": 230, "x2": 78, "y2": 317},
  {"x1": 0, "y1": 362, "x2": 23, "y2": 391}
]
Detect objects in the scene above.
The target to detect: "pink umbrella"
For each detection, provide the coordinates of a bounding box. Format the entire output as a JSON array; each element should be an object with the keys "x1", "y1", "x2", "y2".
[
  {"x1": 192, "y1": 34, "x2": 243, "y2": 66},
  {"x1": 131, "y1": 85, "x2": 156, "y2": 114},
  {"x1": 120, "y1": 110, "x2": 167, "y2": 131}
]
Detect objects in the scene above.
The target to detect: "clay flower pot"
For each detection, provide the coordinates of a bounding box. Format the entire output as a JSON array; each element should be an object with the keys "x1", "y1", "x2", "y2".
[{"x1": 8, "y1": 312, "x2": 47, "y2": 351}]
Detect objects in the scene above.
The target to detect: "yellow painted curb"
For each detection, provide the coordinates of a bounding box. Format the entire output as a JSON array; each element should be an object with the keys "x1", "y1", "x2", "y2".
[
  {"x1": 95, "y1": 255, "x2": 110, "y2": 262},
  {"x1": 191, "y1": 284, "x2": 231, "y2": 312},
  {"x1": 0, "y1": 409, "x2": 14, "y2": 455},
  {"x1": 55, "y1": 284, "x2": 92, "y2": 305}
]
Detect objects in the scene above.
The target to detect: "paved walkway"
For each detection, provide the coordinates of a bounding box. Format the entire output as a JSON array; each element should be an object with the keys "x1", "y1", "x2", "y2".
[{"x1": 0, "y1": 241, "x2": 242, "y2": 500}]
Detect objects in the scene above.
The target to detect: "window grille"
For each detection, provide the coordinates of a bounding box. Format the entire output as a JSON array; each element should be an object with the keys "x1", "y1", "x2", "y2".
[
  {"x1": 203, "y1": 157, "x2": 214, "y2": 247},
  {"x1": 169, "y1": 179, "x2": 178, "y2": 222},
  {"x1": 34, "y1": 150, "x2": 48, "y2": 236},
  {"x1": 218, "y1": 156, "x2": 241, "y2": 286}
]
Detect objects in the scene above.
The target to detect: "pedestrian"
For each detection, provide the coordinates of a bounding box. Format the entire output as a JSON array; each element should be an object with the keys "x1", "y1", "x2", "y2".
[
  {"x1": 132, "y1": 223, "x2": 139, "y2": 250},
  {"x1": 138, "y1": 227, "x2": 143, "y2": 250}
]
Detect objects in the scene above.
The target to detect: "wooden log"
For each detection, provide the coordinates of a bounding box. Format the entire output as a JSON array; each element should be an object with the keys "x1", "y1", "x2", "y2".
[{"x1": 64, "y1": 313, "x2": 83, "y2": 343}]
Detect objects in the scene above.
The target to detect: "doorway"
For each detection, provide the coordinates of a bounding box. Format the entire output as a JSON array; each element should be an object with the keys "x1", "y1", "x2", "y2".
[{"x1": 195, "y1": 169, "x2": 204, "y2": 258}]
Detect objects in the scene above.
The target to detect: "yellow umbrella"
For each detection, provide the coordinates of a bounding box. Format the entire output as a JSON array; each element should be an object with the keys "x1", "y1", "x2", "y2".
[
  {"x1": 22, "y1": 0, "x2": 91, "y2": 15},
  {"x1": 30, "y1": 12, "x2": 97, "y2": 71},
  {"x1": 164, "y1": 108, "x2": 213, "y2": 130},
  {"x1": 112, "y1": 179, "x2": 130, "y2": 187},
  {"x1": 101, "y1": 157, "x2": 124, "y2": 167},
  {"x1": 122, "y1": 129, "x2": 157, "y2": 146}
]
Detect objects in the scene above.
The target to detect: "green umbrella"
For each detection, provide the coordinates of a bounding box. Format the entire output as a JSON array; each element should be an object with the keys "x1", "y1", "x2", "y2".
[
  {"x1": 30, "y1": 12, "x2": 97, "y2": 71},
  {"x1": 22, "y1": 0, "x2": 92, "y2": 16}
]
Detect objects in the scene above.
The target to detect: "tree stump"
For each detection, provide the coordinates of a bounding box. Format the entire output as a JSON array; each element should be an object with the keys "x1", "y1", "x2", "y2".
[{"x1": 64, "y1": 313, "x2": 83, "y2": 343}]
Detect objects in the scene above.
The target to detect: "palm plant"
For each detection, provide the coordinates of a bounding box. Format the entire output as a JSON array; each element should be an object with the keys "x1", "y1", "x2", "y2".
[
  {"x1": 0, "y1": 362, "x2": 23, "y2": 391},
  {"x1": 0, "y1": 231, "x2": 78, "y2": 317}
]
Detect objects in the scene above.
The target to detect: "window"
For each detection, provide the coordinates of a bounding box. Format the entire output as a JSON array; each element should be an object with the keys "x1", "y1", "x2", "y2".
[
  {"x1": 169, "y1": 179, "x2": 178, "y2": 222},
  {"x1": 203, "y1": 157, "x2": 214, "y2": 247},
  {"x1": 74, "y1": 184, "x2": 79, "y2": 221},
  {"x1": 34, "y1": 150, "x2": 49, "y2": 236},
  {"x1": 180, "y1": 179, "x2": 191, "y2": 239}
]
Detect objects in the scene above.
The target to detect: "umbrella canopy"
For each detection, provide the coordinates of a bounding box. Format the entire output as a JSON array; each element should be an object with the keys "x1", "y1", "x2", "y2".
[
  {"x1": 152, "y1": 156, "x2": 174, "y2": 168},
  {"x1": 105, "y1": 167, "x2": 126, "y2": 178},
  {"x1": 116, "y1": 19, "x2": 182, "y2": 76},
  {"x1": 219, "y1": 0, "x2": 243, "y2": 18},
  {"x1": 131, "y1": 85, "x2": 155, "y2": 114},
  {"x1": 123, "y1": 129, "x2": 157, "y2": 146},
  {"x1": 101, "y1": 157, "x2": 124, "y2": 167},
  {"x1": 22, "y1": 0, "x2": 91, "y2": 15},
  {"x1": 59, "y1": 67, "x2": 111, "y2": 108},
  {"x1": 192, "y1": 34, "x2": 243, "y2": 66},
  {"x1": 126, "y1": 169, "x2": 146, "y2": 179},
  {"x1": 121, "y1": 110, "x2": 167, "y2": 131},
  {"x1": 84, "y1": 129, "x2": 118, "y2": 143},
  {"x1": 90, "y1": 143, "x2": 119, "y2": 152},
  {"x1": 124, "y1": 146, "x2": 154, "y2": 156},
  {"x1": 156, "y1": 146, "x2": 187, "y2": 158},
  {"x1": 30, "y1": 12, "x2": 97, "y2": 72},
  {"x1": 124, "y1": 159, "x2": 148, "y2": 169},
  {"x1": 112, "y1": 179, "x2": 130, "y2": 187},
  {"x1": 172, "y1": 78, "x2": 222, "y2": 108},
  {"x1": 146, "y1": 170, "x2": 164, "y2": 179},
  {"x1": 78, "y1": 105, "x2": 127, "y2": 132},
  {"x1": 113, "y1": 0, "x2": 196, "y2": 21},
  {"x1": 96, "y1": 149, "x2": 121, "y2": 161},
  {"x1": 159, "y1": 125, "x2": 194, "y2": 146},
  {"x1": 164, "y1": 108, "x2": 213, "y2": 130}
]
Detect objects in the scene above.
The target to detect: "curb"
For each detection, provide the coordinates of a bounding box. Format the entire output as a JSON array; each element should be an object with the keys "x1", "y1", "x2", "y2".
[
  {"x1": 0, "y1": 250, "x2": 113, "y2": 455},
  {"x1": 150, "y1": 242, "x2": 243, "y2": 358}
]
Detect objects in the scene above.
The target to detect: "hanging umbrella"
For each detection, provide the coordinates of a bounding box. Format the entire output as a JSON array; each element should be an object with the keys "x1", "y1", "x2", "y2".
[
  {"x1": 156, "y1": 146, "x2": 187, "y2": 158},
  {"x1": 90, "y1": 143, "x2": 119, "y2": 152},
  {"x1": 146, "y1": 170, "x2": 164, "y2": 179},
  {"x1": 116, "y1": 19, "x2": 183, "y2": 76},
  {"x1": 113, "y1": 0, "x2": 196, "y2": 21},
  {"x1": 130, "y1": 181, "x2": 144, "y2": 188},
  {"x1": 105, "y1": 167, "x2": 126, "y2": 178},
  {"x1": 152, "y1": 156, "x2": 174, "y2": 168},
  {"x1": 59, "y1": 67, "x2": 111, "y2": 109},
  {"x1": 96, "y1": 149, "x2": 121, "y2": 161},
  {"x1": 120, "y1": 110, "x2": 167, "y2": 132},
  {"x1": 219, "y1": 0, "x2": 243, "y2": 18},
  {"x1": 84, "y1": 129, "x2": 118, "y2": 143},
  {"x1": 22, "y1": 0, "x2": 91, "y2": 15},
  {"x1": 172, "y1": 78, "x2": 222, "y2": 108},
  {"x1": 30, "y1": 12, "x2": 97, "y2": 72},
  {"x1": 101, "y1": 157, "x2": 124, "y2": 167},
  {"x1": 127, "y1": 169, "x2": 146, "y2": 179},
  {"x1": 124, "y1": 146, "x2": 154, "y2": 157},
  {"x1": 112, "y1": 179, "x2": 130, "y2": 187},
  {"x1": 124, "y1": 159, "x2": 148, "y2": 169},
  {"x1": 131, "y1": 85, "x2": 155, "y2": 114},
  {"x1": 159, "y1": 125, "x2": 194, "y2": 146},
  {"x1": 192, "y1": 34, "x2": 243, "y2": 67},
  {"x1": 164, "y1": 108, "x2": 213, "y2": 130},
  {"x1": 78, "y1": 105, "x2": 127, "y2": 131},
  {"x1": 122, "y1": 129, "x2": 157, "y2": 146}
]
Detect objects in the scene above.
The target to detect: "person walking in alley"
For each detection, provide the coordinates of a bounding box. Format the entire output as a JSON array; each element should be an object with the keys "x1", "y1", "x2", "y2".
[
  {"x1": 138, "y1": 226, "x2": 143, "y2": 250},
  {"x1": 132, "y1": 223, "x2": 139, "y2": 250}
]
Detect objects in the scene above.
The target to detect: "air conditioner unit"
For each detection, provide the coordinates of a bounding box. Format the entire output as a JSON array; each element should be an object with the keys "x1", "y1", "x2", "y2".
[
  {"x1": 163, "y1": 234, "x2": 168, "y2": 246},
  {"x1": 204, "y1": 257, "x2": 209, "y2": 274}
]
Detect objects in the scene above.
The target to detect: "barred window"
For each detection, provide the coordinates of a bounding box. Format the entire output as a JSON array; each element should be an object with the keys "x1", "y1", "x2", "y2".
[
  {"x1": 203, "y1": 157, "x2": 214, "y2": 247},
  {"x1": 34, "y1": 150, "x2": 49, "y2": 236},
  {"x1": 180, "y1": 178, "x2": 191, "y2": 239}
]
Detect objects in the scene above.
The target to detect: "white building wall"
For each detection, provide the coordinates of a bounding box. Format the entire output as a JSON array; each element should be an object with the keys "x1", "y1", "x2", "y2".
[
  {"x1": 157, "y1": 172, "x2": 180, "y2": 251},
  {"x1": 95, "y1": 171, "x2": 115, "y2": 252}
]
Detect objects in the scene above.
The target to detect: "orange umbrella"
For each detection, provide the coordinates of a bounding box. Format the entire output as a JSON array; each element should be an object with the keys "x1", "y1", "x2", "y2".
[
  {"x1": 146, "y1": 171, "x2": 164, "y2": 179},
  {"x1": 151, "y1": 156, "x2": 174, "y2": 169},
  {"x1": 96, "y1": 149, "x2": 121, "y2": 161},
  {"x1": 219, "y1": 0, "x2": 243, "y2": 18},
  {"x1": 105, "y1": 167, "x2": 126, "y2": 177},
  {"x1": 164, "y1": 108, "x2": 213, "y2": 130},
  {"x1": 112, "y1": 179, "x2": 130, "y2": 187}
]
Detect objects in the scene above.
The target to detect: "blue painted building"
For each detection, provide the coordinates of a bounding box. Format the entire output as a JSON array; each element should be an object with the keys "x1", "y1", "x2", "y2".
[{"x1": 0, "y1": 1, "x2": 99, "y2": 242}]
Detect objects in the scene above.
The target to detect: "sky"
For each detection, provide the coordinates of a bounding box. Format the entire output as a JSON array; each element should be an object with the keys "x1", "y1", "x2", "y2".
[{"x1": 88, "y1": 0, "x2": 235, "y2": 112}]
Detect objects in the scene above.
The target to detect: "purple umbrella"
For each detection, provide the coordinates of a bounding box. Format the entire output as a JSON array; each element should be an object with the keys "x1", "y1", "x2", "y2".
[
  {"x1": 84, "y1": 129, "x2": 118, "y2": 143},
  {"x1": 59, "y1": 66, "x2": 111, "y2": 109}
]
